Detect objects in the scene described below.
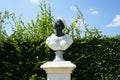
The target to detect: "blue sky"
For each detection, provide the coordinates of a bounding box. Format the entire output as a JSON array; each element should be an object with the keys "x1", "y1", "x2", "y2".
[{"x1": 0, "y1": 0, "x2": 120, "y2": 36}]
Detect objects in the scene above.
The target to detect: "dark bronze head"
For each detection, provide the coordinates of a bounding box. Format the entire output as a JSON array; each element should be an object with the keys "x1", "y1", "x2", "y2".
[{"x1": 54, "y1": 18, "x2": 65, "y2": 37}]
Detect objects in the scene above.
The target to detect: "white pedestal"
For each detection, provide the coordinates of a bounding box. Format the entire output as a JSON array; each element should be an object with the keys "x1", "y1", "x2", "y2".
[{"x1": 41, "y1": 61, "x2": 76, "y2": 80}]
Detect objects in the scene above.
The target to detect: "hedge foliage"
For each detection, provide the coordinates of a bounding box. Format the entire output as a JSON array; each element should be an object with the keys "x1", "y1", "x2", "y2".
[
  {"x1": 0, "y1": 1, "x2": 120, "y2": 80},
  {"x1": 65, "y1": 36, "x2": 120, "y2": 80}
]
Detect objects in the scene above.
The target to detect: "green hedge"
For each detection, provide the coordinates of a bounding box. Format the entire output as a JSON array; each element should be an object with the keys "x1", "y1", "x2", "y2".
[
  {"x1": 65, "y1": 37, "x2": 120, "y2": 80},
  {"x1": 0, "y1": 39, "x2": 46, "y2": 80},
  {"x1": 0, "y1": 36, "x2": 120, "y2": 80}
]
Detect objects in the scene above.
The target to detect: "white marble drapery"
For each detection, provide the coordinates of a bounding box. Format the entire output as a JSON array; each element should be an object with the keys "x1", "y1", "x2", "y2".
[{"x1": 46, "y1": 34, "x2": 73, "y2": 51}]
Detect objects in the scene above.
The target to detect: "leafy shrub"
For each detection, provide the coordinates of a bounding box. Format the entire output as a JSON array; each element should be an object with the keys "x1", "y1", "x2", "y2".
[{"x1": 65, "y1": 36, "x2": 120, "y2": 80}]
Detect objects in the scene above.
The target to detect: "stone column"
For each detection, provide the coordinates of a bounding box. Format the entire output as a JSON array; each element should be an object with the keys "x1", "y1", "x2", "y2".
[{"x1": 41, "y1": 61, "x2": 76, "y2": 80}]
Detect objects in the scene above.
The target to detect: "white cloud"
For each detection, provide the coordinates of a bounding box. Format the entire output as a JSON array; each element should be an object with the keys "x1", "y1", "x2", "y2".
[
  {"x1": 107, "y1": 15, "x2": 120, "y2": 27},
  {"x1": 89, "y1": 8, "x2": 99, "y2": 15},
  {"x1": 30, "y1": 0, "x2": 40, "y2": 4}
]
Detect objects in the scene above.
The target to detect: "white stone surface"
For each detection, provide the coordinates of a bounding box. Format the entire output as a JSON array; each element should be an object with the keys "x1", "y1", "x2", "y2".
[
  {"x1": 41, "y1": 61, "x2": 76, "y2": 80},
  {"x1": 47, "y1": 74, "x2": 70, "y2": 80},
  {"x1": 46, "y1": 34, "x2": 73, "y2": 51},
  {"x1": 53, "y1": 51, "x2": 64, "y2": 62}
]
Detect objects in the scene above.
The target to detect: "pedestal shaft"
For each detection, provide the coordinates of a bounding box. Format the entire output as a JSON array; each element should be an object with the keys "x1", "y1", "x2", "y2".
[{"x1": 48, "y1": 74, "x2": 70, "y2": 80}]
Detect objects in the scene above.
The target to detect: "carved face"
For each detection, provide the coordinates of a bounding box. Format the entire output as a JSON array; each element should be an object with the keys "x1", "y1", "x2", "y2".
[{"x1": 54, "y1": 19, "x2": 65, "y2": 31}]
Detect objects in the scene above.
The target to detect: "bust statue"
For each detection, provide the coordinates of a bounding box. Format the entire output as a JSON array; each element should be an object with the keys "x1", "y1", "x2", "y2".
[{"x1": 46, "y1": 17, "x2": 73, "y2": 61}]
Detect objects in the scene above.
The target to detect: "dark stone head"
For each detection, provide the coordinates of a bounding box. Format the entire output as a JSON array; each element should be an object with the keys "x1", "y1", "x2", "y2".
[
  {"x1": 54, "y1": 19, "x2": 65, "y2": 31},
  {"x1": 54, "y1": 18, "x2": 66, "y2": 36}
]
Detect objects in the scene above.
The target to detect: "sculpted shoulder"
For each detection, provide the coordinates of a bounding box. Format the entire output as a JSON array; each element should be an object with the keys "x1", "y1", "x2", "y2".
[{"x1": 46, "y1": 34, "x2": 73, "y2": 50}]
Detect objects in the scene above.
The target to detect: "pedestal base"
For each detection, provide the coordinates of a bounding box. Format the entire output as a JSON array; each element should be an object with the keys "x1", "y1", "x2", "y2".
[{"x1": 41, "y1": 61, "x2": 76, "y2": 80}]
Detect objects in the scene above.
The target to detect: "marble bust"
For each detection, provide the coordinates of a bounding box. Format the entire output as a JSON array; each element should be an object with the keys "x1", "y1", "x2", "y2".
[
  {"x1": 46, "y1": 17, "x2": 73, "y2": 61},
  {"x1": 46, "y1": 17, "x2": 73, "y2": 51},
  {"x1": 46, "y1": 34, "x2": 73, "y2": 51}
]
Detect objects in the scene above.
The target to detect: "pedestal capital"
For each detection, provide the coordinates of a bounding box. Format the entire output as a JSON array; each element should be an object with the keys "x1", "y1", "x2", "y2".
[{"x1": 41, "y1": 61, "x2": 76, "y2": 74}]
